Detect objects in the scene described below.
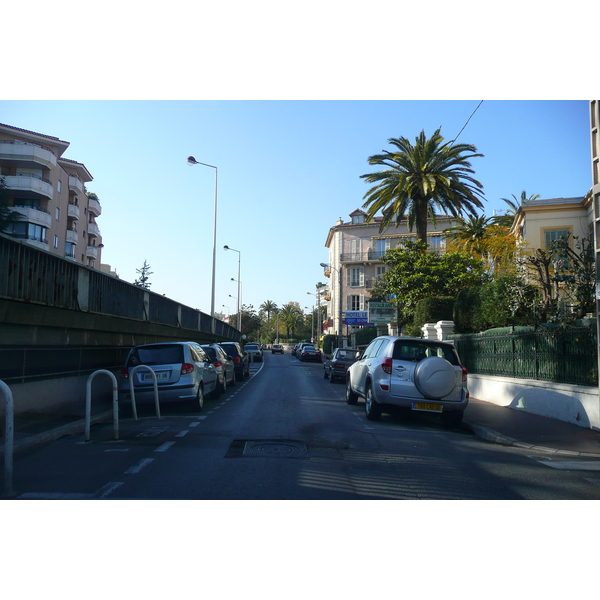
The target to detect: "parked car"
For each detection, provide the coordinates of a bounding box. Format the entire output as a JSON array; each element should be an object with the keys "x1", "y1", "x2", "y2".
[
  {"x1": 272, "y1": 344, "x2": 284, "y2": 354},
  {"x1": 299, "y1": 345, "x2": 322, "y2": 362},
  {"x1": 294, "y1": 342, "x2": 312, "y2": 358},
  {"x1": 345, "y1": 336, "x2": 469, "y2": 426},
  {"x1": 244, "y1": 343, "x2": 263, "y2": 362},
  {"x1": 201, "y1": 343, "x2": 236, "y2": 394},
  {"x1": 324, "y1": 348, "x2": 361, "y2": 382},
  {"x1": 219, "y1": 341, "x2": 250, "y2": 381},
  {"x1": 119, "y1": 341, "x2": 219, "y2": 412}
]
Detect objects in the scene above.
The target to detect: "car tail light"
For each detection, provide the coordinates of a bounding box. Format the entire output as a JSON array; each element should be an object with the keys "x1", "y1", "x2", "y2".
[
  {"x1": 461, "y1": 366, "x2": 468, "y2": 382},
  {"x1": 382, "y1": 357, "x2": 393, "y2": 374},
  {"x1": 181, "y1": 363, "x2": 194, "y2": 374},
  {"x1": 213, "y1": 361, "x2": 222, "y2": 368},
  {"x1": 233, "y1": 356, "x2": 242, "y2": 363},
  {"x1": 120, "y1": 367, "x2": 129, "y2": 379}
]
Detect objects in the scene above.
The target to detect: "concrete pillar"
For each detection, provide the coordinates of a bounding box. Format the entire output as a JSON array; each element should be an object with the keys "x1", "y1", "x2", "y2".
[
  {"x1": 421, "y1": 323, "x2": 437, "y2": 339},
  {"x1": 435, "y1": 320, "x2": 455, "y2": 340}
]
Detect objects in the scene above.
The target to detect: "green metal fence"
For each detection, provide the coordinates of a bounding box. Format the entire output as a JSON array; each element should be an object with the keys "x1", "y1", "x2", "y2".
[{"x1": 450, "y1": 327, "x2": 598, "y2": 387}]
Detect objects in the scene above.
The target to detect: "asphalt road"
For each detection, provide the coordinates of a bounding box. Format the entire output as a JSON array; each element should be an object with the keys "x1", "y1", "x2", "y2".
[{"x1": 6, "y1": 352, "x2": 600, "y2": 500}]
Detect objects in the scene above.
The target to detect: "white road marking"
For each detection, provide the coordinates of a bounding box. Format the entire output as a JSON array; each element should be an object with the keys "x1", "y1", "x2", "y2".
[
  {"x1": 189, "y1": 422, "x2": 200, "y2": 427},
  {"x1": 531, "y1": 458, "x2": 600, "y2": 471},
  {"x1": 96, "y1": 482, "x2": 124, "y2": 498},
  {"x1": 155, "y1": 441, "x2": 176, "y2": 453},
  {"x1": 124, "y1": 458, "x2": 155, "y2": 474},
  {"x1": 175, "y1": 430, "x2": 189, "y2": 437}
]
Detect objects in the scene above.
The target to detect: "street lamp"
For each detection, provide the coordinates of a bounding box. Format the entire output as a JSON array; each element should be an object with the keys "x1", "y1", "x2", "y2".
[
  {"x1": 307, "y1": 289, "x2": 324, "y2": 348},
  {"x1": 224, "y1": 245, "x2": 242, "y2": 332},
  {"x1": 187, "y1": 156, "x2": 218, "y2": 317}
]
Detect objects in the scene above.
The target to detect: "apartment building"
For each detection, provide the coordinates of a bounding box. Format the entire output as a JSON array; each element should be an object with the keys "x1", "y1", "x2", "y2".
[
  {"x1": 0, "y1": 122, "x2": 102, "y2": 268},
  {"x1": 323, "y1": 209, "x2": 458, "y2": 336}
]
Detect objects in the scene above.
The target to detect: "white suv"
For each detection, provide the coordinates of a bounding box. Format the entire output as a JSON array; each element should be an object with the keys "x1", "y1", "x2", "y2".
[{"x1": 346, "y1": 336, "x2": 469, "y2": 426}]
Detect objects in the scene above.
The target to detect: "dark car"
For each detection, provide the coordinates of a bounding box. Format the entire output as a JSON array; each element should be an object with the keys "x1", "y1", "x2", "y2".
[
  {"x1": 324, "y1": 348, "x2": 361, "y2": 382},
  {"x1": 219, "y1": 341, "x2": 250, "y2": 381},
  {"x1": 299, "y1": 345, "x2": 322, "y2": 362}
]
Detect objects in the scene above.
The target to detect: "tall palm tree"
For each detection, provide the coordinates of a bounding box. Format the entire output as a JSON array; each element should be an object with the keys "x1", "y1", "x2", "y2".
[
  {"x1": 493, "y1": 190, "x2": 540, "y2": 227},
  {"x1": 279, "y1": 303, "x2": 302, "y2": 339},
  {"x1": 360, "y1": 128, "x2": 485, "y2": 244},
  {"x1": 259, "y1": 300, "x2": 278, "y2": 324}
]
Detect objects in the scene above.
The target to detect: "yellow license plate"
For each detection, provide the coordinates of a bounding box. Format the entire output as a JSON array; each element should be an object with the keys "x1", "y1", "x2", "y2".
[{"x1": 412, "y1": 402, "x2": 443, "y2": 413}]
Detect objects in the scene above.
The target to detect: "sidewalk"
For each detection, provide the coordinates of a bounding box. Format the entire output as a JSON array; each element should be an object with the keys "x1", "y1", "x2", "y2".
[{"x1": 3, "y1": 397, "x2": 600, "y2": 458}]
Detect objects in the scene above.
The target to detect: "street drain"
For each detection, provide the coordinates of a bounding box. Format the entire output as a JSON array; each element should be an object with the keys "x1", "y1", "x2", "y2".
[{"x1": 242, "y1": 440, "x2": 308, "y2": 458}]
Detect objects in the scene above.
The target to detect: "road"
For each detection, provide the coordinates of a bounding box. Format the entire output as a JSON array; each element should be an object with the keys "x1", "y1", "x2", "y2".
[{"x1": 6, "y1": 351, "x2": 600, "y2": 500}]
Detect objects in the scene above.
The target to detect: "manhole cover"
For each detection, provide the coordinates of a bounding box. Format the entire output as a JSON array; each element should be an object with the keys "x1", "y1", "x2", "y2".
[{"x1": 243, "y1": 440, "x2": 308, "y2": 458}]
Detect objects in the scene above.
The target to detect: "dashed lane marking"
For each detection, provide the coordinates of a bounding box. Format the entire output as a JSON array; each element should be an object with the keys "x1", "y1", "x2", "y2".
[
  {"x1": 155, "y1": 441, "x2": 176, "y2": 453},
  {"x1": 124, "y1": 458, "x2": 155, "y2": 474}
]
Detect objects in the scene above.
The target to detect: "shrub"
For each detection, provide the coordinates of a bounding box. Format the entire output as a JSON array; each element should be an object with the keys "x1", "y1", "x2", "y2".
[{"x1": 414, "y1": 296, "x2": 455, "y2": 328}]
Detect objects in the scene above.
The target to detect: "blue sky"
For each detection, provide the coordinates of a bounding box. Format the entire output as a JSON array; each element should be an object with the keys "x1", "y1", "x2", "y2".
[{"x1": 0, "y1": 100, "x2": 592, "y2": 317}]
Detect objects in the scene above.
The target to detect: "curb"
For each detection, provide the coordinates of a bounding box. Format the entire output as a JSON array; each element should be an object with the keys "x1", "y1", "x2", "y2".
[
  {"x1": 0, "y1": 410, "x2": 113, "y2": 457},
  {"x1": 464, "y1": 420, "x2": 600, "y2": 458}
]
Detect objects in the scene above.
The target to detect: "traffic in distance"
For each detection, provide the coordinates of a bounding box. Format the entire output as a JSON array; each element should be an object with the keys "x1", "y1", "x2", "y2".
[{"x1": 118, "y1": 336, "x2": 469, "y2": 426}]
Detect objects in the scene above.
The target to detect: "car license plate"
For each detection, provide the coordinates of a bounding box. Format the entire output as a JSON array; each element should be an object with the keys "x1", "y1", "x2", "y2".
[
  {"x1": 142, "y1": 371, "x2": 168, "y2": 381},
  {"x1": 412, "y1": 402, "x2": 443, "y2": 413}
]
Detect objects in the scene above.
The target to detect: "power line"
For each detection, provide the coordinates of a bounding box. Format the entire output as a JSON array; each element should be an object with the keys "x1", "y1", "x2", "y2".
[{"x1": 452, "y1": 100, "x2": 483, "y2": 144}]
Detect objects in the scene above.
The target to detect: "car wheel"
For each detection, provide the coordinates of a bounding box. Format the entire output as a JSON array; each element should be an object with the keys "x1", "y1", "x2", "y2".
[
  {"x1": 441, "y1": 410, "x2": 463, "y2": 427},
  {"x1": 346, "y1": 379, "x2": 359, "y2": 405},
  {"x1": 365, "y1": 384, "x2": 382, "y2": 421},
  {"x1": 192, "y1": 384, "x2": 204, "y2": 412}
]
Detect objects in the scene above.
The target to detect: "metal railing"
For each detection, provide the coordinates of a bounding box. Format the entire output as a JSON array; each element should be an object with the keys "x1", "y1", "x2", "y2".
[
  {"x1": 451, "y1": 327, "x2": 598, "y2": 387},
  {"x1": 1, "y1": 380, "x2": 14, "y2": 498}
]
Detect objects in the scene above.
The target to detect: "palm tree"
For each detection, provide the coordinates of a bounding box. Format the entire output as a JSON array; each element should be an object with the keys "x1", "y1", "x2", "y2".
[
  {"x1": 259, "y1": 300, "x2": 278, "y2": 324},
  {"x1": 493, "y1": 190, "x2": 540, "y2": 227},
  {"x1": 444, "y1": 214, "x2": 493, "y2": 256},
  {"x1": 279, "y1": 302, "x2": 302, "y2": 339},
  {"x1": 360, "y1": 128, "x2": 485, "y2": 245}
]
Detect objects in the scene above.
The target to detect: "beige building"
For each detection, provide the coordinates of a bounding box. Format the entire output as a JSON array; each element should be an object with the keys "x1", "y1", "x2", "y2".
[
  {"x1": 323, "y1": 209, "x2": 458, "y2": 336},
  {"x1": 0, "y1": 122, "x2": 103, "y2": 268}
]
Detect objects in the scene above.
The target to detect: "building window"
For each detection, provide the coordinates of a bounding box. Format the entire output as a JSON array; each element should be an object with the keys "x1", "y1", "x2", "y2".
[
  {"x1": 54, "y1": 235, "x2": 59, "y2": 248},
  {"x1": 347, "y1": 267, "x2": 364, "y2": 287},
  {"x1": 347, "y1": 295, "x2": 364, "y2": 311},
  {"x1": 4, "y1": 222, "x2": 47, "y2": 243},
  {"x1": 57, "y1": 180, "x2": 62, "y2": 193},
  {"x1": 375, "y1": 266, "x2": 387, "y2": 278},
  {"x1": 352, "y1": 214, "x2": 365, "y2": 224},
  {"x1": 65, "y1": 242, "x2": 76, "y2": 258},
  {"x1": 544, "y1": 228, "x2": 571, "y2": 249}
]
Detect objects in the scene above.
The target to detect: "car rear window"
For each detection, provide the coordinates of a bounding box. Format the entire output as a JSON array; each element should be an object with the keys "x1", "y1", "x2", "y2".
[
  {"x1": 392, "y1": 341, "x2": 458, "y2": 365},
  {"x1": 220, "y1": 344, "x2": 240, "y2": 356},
  {"x1": 202, "y1": 346, "x2": 217, "y2": 360},
  {"x1": 337, "y1": 350, "x2": 360, "y2": 360},
  {"x1": 129, "y1": 344, "x2": 184, "y2": 366}
]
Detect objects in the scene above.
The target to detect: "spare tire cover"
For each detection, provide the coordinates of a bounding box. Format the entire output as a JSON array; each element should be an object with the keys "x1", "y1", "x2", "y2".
[{"x1": 414, "y1": 357, "x2": 456, "y2": 399}]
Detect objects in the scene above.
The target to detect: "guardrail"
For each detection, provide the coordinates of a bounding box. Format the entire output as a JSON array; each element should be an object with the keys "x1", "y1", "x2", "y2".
[{"x1": 1, "y1": 380, "x2": 14, "y2": 498}]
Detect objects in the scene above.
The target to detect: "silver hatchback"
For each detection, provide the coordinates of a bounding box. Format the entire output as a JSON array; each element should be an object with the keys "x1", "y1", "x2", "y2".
[
  {"x1": 119, "y1": 341, "x2": 218, "y2": 411},
  {"x1": 346, "y1": 336, "x2": 469, "y2": 426}
]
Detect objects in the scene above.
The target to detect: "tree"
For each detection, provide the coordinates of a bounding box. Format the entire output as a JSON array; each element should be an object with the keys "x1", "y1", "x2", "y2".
[
  {"x1": 133, "y1": 260, "x2": 153, "y2": 289},
  {"x1": 0, "y1": 175, "x2": 23, "y2": 233},
  {"x1": 259, "y1": 300, "x2": 278, "y2": 324},
  {"x1": 360, "y1": 128, "x2": 485, "y2": 244},
  {"x1": 444, "y1": 215, "x2": 518, "y2": 277},
  {"x1": 493, "y1": 190, "x2": 540, "y2": 227},
  {"x1": 372, "y1": 240, "x2": 488, "y2": 329},
  {"x1": 279, "y1": 302, "x2": 303, "y2": 339}
]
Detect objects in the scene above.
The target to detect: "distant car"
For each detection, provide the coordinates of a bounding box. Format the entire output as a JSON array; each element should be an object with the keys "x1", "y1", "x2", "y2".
[
  {"x1": 119, "y1": 341, "x2": 219, "y2": 411},
  {"x1": 294, "y1": 342, "x2": 312, "y2": 358},
  {"x1": 219, "y1": 341, "x2": 250, "y2": 381},
  {"x1": 299, "y1": 345, "x2": 322, "y2": 362},
  {"x1": 346, "y1": 336, "x2": 469, "y2": 426},
  {"x1": 272, "y1": 344, "x2": 284, "y2": 354},
  {"x1": 244, "y1": 343, "x2": 263, "y2": 362},
  {"x1": 324, "y1": 348, "x2": 361, "y2": 382},
  {"x1": 201, "y1": 343, "x2": 236, "y2": 394}
]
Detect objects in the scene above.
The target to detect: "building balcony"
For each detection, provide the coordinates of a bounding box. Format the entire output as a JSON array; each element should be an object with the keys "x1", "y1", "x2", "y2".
[
  {"x1": 11, "y1": 205, "x2": 52, "y2": 228},
  {"x1": 87, "y1": 197, "x2": 102, "y2": 216},
  {"x1": 87, "y1": 222, "x2": 100, "y2": 237},
  {"x1": 68, "y1": 175, "x2": 83, "y2": 194},
  {"x1": 64, "y1": 253, "x2": 77, "y2": 262},
  {"x1": 67, "y1": 203, "x2": 80, "y2": 220},
  {"x1": 86, "y1": 245, "x2": 98, "y2": 259},
  {"x1": 3, "y1": 174, "x2": 53, "y2": 199},
  {"x1": 0, "y1": 140, "x2": 56, "y2": 169},
  {"x1": 66, "y1": 229, "x2": 78, "y2": 244},
  {"x1": 340, "y1": 250, "x2": 387, "y2": 264}
]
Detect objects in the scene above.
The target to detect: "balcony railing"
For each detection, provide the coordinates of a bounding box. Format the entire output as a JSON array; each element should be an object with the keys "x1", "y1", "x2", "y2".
[
  {"x1": 68, "y1": 175, "x2": 83, "y2": 194},
  {"x1": 4, "y1": 174, "x2": 53, "y2": 199},
  {"x1": 87, "y1": 222, "x2": 100, "y2": 237},
  {"x1": 0, "y1": 140, "x2": 56, "y2": 168},
  {"x1": 87, "y1": 197, "x2": 102, "y2": 216},
  {"x1": 67, "y1": 203, "x2": 80, "y2": 220},
  {"x1": 86, "y1": 245, "x2": 98, "y2": 259},
  {"x1": 11, "y1": 206, "x2": 52, "y2": 228}
]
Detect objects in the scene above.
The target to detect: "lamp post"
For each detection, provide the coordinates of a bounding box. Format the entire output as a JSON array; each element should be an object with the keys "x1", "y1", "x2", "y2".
[
  {"x1": 307, "y1": 290, "x2": 322, "y2": 348},
  {"x1": 187, "y1": 156, "x2": 218, "y2": 317},
  {"x1": 224, "y1": 245, "x2": 242, "y2": 332}
]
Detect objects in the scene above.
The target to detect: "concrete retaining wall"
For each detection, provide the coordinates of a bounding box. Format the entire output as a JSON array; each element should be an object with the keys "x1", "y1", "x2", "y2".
[{"x1": 468, "y1": 374, "x2": 600, "y2": 431}]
